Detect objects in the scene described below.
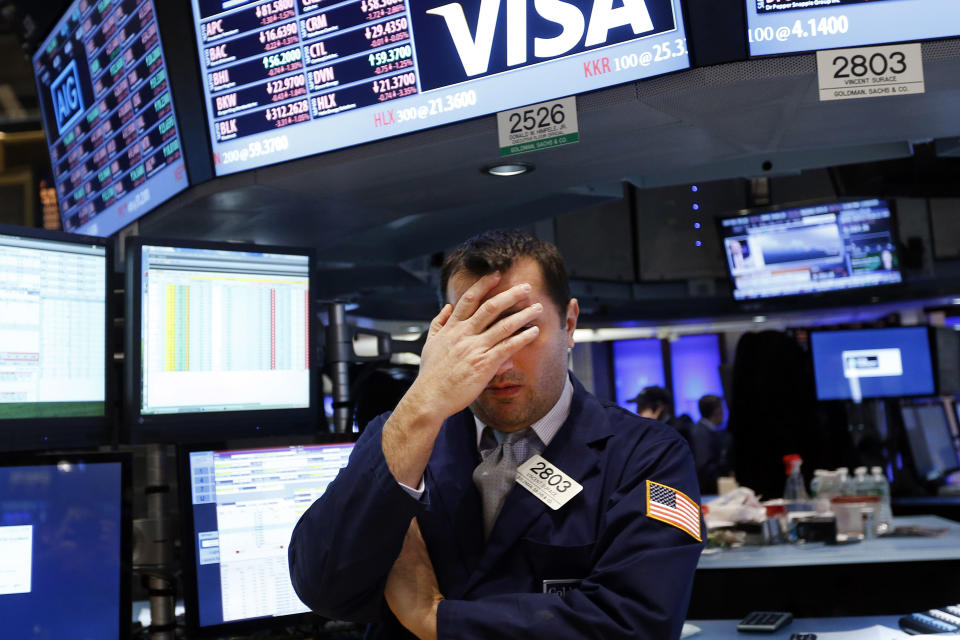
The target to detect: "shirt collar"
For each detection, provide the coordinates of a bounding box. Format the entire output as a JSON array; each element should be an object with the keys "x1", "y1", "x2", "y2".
[
  {"x1": 474, "y1": 373, "x2": 574, "y2": 449},
  {"x1": 701, "y1": 418, "x2": 717, "y2": 430}
]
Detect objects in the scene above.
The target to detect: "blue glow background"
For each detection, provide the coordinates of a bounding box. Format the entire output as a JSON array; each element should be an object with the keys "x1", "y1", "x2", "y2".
[
  {"x1": 612, "y1": 338, "x2": 664, "y2": 411},
  {"x1": 670, "y1": 334, "x2": 724, "y2": 423}
]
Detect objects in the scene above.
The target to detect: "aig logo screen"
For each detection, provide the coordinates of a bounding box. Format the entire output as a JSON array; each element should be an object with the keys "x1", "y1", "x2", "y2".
[
  {"x1": 51, "y1": 59, "x2": 85, "y2": 135},
  {"x1": 412, "y1": 0, "x2": 677, "y2": 91}
]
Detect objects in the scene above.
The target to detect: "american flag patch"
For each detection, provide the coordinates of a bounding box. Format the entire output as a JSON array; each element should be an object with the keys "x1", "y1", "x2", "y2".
[{"x1": 646, "y1": 480, "x2": 702, "y2": 542}]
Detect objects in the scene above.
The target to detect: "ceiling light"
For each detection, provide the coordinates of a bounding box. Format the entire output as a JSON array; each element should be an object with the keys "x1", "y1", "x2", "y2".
[{"x1": 483, "y1": 162, "x2": 534, "y2": 177}]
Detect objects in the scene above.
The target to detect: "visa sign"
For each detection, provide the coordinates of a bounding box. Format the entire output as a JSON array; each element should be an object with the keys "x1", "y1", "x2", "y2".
[
  {"x1": 51, "y1": 59, "x2": 85, "y2": 135},
  {"x1": 414, "y1": 0, "x2": 676, "y2": 91}
]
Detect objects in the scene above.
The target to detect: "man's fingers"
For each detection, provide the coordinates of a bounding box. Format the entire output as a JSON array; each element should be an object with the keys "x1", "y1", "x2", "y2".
[
  {"x1": 480, "y1": 301, "x2": 543, "y2": 349},
  {"x1": 486, "y1": 325, "x2": 540, "y2": 366},
  {"x1": 466, "y1": 282, "x2": 534, "y2": 334},
  {"x1": 429, "y1": 304, "x2": 453, "y2": 336},
  {"x1": 448, "y1": 271, "x2": 501, "y2": 323}
]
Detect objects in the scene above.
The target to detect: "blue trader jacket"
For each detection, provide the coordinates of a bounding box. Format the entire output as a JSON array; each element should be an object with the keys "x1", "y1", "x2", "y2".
[{"x1": 289, "y1": 376, "x2": 705, "y2": 639}]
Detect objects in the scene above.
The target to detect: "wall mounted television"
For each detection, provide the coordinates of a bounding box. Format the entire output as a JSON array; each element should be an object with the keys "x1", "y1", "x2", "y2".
[
  {"x1": 745, "y1": 0, "x2": 960, "y2": 57},
  {"x1": 179, "y1": 440, "x2": 354, "y2": 635},
  {"x1": 32, "y1": 0, "x2": 190, "y2": 236},
  {"x1": 0, "y1": 224, "x2": 112, "y2": 450},
  {"x1": 190, "y1": 0, "x2": 691, "y2": 176},
  {"x1": 810, "y1": 326, "x2": 936, "y2": 402},
  {"x1": 718, "y1": 198, "x2": 902, "y2": 302},
  {"x1": 124, "y1": 237, "x2": 317, "y2": 443},
  {"x1": 0, "y1": 451, "x2": 131, "y2": 639}
]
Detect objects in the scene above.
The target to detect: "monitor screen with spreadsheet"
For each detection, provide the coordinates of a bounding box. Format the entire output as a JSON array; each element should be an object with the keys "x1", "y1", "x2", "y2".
[
  {"x1": 0, "y1": 453, "x2": 130, "y2": 640},
  {"x1": 124, "y1": 237, "x2": 317, "y2": 443},
  {"x1": 181, "y1": 441, "x2": 353, "y2": 633},
  {"x1": 0, "y1": 225, "x2": 111, "y2": 450}
]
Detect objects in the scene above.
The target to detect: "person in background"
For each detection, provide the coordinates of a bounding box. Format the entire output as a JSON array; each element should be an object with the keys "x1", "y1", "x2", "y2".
[
  {"x1": 690, "y1": 394, "x2": 731, "y2": 495},
  {"x1": 630, "y1": 385, "x2": 672, "y2": 421}
]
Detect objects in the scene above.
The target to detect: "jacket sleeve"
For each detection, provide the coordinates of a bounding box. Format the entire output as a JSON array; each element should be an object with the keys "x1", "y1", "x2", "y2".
[
  {"x1": 436, "y1": 435, "x2": 704, "y2": 640},
  {"x1": 288, "y1": 414, "x2": 426, "y2": 622}
]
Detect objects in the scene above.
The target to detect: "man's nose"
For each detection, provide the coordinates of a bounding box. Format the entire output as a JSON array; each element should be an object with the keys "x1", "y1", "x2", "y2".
[{"x1": 496, "y1": 358, "x2": 514, "y2": 375}]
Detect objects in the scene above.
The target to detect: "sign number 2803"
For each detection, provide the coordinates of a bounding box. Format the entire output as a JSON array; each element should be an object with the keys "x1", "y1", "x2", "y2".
[
  {"x1": 528, "y1": 460, "x2": 572, "y2": 492},
  {"x1": 832, "y1": 50, "x2": 907, "y2": 78}
]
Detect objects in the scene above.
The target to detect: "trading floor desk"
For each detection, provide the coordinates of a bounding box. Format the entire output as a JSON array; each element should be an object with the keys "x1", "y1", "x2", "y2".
[{"x1": 688, "y1": 516, "x2": 960, "y2": 619}]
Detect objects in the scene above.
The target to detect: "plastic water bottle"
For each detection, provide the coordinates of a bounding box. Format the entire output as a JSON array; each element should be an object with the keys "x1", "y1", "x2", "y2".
[
  {"x1": 837, "y1": 467, "x2": 852, "y2": 496},
  {"x1": 870, "y1": 466, "x2": 893, "y2": 535},
  {"x1": 783, "y1": 454, "x2": 810, "y2": 502},
  {"x1": 854, "y1": 467, "x2": 869, "y2": 495}
]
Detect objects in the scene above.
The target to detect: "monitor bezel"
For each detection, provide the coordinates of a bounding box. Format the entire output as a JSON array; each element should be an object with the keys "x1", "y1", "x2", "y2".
[
  {"x1": 715, "y1": 197, "x2": 904, "y2": 305},
  {"x1": 809, "y1": 325, "x2": 939, "y2": 402},
  {"x1": 176, "y1": 434, "x2": 357, "y2": 637},
  {"x1": 0, "y1": 223, "x2": 114, "y2": 451},
  {"x1": 123, "y1": 236, "x2": 319, "y2": 444},
  {"x1": 0, "y1": 450, "x2": 133, "y2": 640},
  {"x1": 898, "y1": 397, "x2": 960, "y2": 482}
]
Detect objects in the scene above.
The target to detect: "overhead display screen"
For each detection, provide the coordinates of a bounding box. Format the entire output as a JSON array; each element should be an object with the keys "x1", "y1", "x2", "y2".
[
  {"x1": 718, "y1": 198, "x2": 902, "y2": 301},
  {"x1": 191, "y1": 0, "x2": 689, "y2": 176},
  {"x1": 746, "y1": 0, "x2": 960, "y2": 57},
  {"x1": 33, "y1": 0, "x2": 189, "y2": 237}
]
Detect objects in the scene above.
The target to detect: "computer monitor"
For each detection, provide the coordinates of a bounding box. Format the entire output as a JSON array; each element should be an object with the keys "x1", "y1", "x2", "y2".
[
  {"x1": 810, "y1": 327, "x2": 936, "y2": 402},
  {"x1": 124, "y1": 237, "x2": 317, "y2": 443},
  {"x1": 32, "y1": 0, "x2": 191, "y2": 236},
  {"x1": 900, "y1": 400, "x2": 960, "y2": 483},
  {"x1": 717, "y1": 198, "x2": 902, "y2": 301},
  {"x1": 0, "y1": 452, "x2": 130, "y2": 639},
  {"x1": 180, "y1": 440, "x2": 354, "y2": 634},
  {"x1": 0, "y1": 224, "x2": 112, "y2": 451}
]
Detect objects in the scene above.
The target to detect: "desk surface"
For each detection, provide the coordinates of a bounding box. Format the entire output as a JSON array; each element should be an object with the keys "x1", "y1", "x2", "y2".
[
  {"x1": 688, "y1": 616, "x2": 903, "y2": 640},
  {"x1": 697, "y1": 515, "x2": 960, "y2": 570}
]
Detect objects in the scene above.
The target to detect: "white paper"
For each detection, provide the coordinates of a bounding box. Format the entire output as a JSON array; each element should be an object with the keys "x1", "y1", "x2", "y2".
[
  {"x1": 811, "y1": 624, "x2": 911, "y2": 639},
  {"x1": 0, "y1": 525, "x2": 33, "y2": 595}
]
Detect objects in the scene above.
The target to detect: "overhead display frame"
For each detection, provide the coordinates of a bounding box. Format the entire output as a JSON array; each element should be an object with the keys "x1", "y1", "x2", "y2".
[
  {"x1": 32, "y1": 0, "x2": 190, "y2": 237},
  {"x1": 745, "y1": 0, "x2": 960, "y2": 57},
  {"x1": 190, "y1": 0, "x2": 690, "y2": 176}
]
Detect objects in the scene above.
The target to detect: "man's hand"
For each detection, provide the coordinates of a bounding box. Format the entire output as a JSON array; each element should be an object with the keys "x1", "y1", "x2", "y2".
[
  {"x1": 382, "y1": 271, "x2": 543, "y2": 486},
  {"x1": 410, "y1": 271, "x2": 543, "y2": 422},
  {"x1": 385, "y1": 518, "x2": 443, "y2": 640}
]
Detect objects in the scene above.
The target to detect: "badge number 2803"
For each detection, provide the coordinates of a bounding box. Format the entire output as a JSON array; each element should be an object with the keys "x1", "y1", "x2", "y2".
[{"x1": 516, "y1": 455, "x2": 583, "y2": 510}]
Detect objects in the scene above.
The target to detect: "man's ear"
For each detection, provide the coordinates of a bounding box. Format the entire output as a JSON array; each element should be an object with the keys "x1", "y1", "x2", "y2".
[{"x1": 565, "y1": 298, "x2": 579, "y2": 349}]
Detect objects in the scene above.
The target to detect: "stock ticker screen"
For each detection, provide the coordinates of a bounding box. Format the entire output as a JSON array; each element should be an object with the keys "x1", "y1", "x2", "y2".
[
  {"x1": 191, "y1": 0, "x2": 690, "y2": 176},
  {"x1": 746, "y1": 0, "x2": 960, "y2": 56},
  {"x1": 33, "y1": 0, "x2": 189, "y2": 237}
]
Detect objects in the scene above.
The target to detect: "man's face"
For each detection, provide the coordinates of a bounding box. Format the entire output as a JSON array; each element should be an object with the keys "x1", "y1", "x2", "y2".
[{"x1": 446, "y1": 257, "x2": 578, "y2": 432}]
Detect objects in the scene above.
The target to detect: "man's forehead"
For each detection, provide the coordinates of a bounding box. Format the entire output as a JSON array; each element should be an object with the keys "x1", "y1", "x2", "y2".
[{"x1": 446, "y1": 258, "x2": 544, "y2": 303}]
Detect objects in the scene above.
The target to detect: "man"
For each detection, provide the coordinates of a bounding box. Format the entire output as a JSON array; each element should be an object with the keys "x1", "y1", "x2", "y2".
[
  {"x1": 289, "y1": 230, "x2": 704, "y2": 639},
  {"x1": 689, "y1": 394, "x2": 730, "y2": 495},
  {"x1": 629, "y1": 385, "x2": 672, "y2": 421}
]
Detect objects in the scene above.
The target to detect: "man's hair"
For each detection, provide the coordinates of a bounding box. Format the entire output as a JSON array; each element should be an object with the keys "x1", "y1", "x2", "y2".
[
  {"x1": 631, "y1": 386, "x2": 672, "y2": 411},
  {"x1": 698, "y1": 394, "x2": 724, "y2": 419},
  {"x1": 440, "y1": 229, "x2": 571, "y2": 317}
]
